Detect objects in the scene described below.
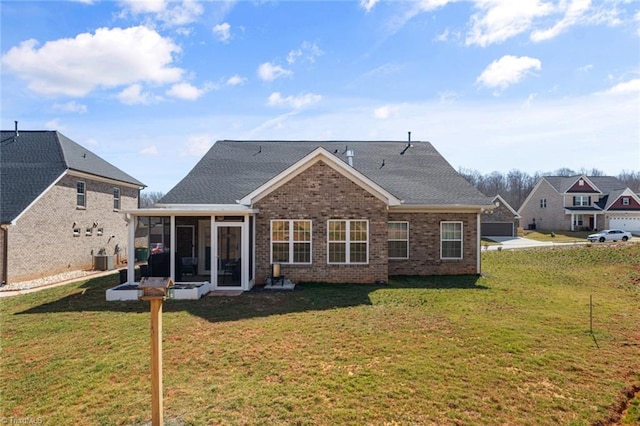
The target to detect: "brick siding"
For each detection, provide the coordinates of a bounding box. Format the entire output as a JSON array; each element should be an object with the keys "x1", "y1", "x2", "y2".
[
  {"x1": 388, "y1": 212, "x2": 479, "y2": 276},
  {"x1": 254, "y1": 161, "x2": 388, "y2": 284},
  {"x1": 3, "y1": 174, "x2": 138, "y2": 283}
]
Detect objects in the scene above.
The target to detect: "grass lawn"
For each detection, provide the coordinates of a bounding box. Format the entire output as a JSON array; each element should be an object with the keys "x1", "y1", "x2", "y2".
[
  {"x1": 523, "y1": 230, "x2": 592, "y2": 243},
  {"x1": 1, "y1": 245, "x2": 639, "y2": 425}
]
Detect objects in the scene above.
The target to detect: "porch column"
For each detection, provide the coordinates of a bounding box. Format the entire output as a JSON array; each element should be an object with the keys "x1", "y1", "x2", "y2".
[
  {"x1": 170, "y1": 216, "x2": 176, "y2": 280},
  {"x1": 476, "y1": 212, "x2": 481, "y2": 274},
  {"x1": 242, "y1": 216, "x2": 249, "y2": 290},
  {"x1": 570, "y1": 213, "x2": 575, "y2": 231},
  {"x1": 210, "y1": 215, "x2": 216, "y2": 286},
  {"x1": 127, "y1": 214, "x2": 136, "y2": 283}
]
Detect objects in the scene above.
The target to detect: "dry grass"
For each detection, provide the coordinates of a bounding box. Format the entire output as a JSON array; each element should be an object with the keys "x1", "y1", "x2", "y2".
[{"x1": 1, "y1": 245, "x2": 639, "y2": 425}]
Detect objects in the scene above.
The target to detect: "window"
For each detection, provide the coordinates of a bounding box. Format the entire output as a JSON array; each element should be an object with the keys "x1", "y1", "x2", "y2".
[
  {"x1": 578, "y1": 179, "x2": 584, "y2": 186},
  {"x1": 574, "y1": 214, "x2": 584, "y2": 226},
  {"x1": 388, "y1": 222, "x2": 409, "y2": 259},
  {"x1": 573, "y1": 196, "x2": 590, "y2": 206},
  {"x1": 441, "y1": 221, "x2": 463, "y2": 259},
  {"x1": 271, "y1": 220, "x2": 311, "y2": 264},
  {"x1": 113, "y1": 187, "x2": 121, "y2": 210},
  {"x1": 328, "y1": 220, "x2": 368, "y2": 264},
  {"x1": 77, "y1": 181, "x2": 86, "y2": 208},
  {"x1": 622, "y1": 197, "x2": 630, "y2": 206},
  {"x1": 540, "y1": 198, "x2": 547, "y2": 208}
]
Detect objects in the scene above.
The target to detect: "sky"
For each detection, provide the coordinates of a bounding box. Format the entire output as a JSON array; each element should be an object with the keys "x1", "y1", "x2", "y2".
[{"x1": 1, "y1": 0, "x2": 639, "y2": 194}]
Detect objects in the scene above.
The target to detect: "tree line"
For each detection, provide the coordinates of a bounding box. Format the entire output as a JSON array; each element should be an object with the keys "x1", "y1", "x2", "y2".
[{"x1": 458, "y1": 168, "x2": 640, "y2": 211}]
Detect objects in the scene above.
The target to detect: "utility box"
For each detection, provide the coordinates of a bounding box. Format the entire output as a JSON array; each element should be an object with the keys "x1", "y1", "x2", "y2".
[{"x1": 95, "y1": 255, "x2": 115, "y2": 271}]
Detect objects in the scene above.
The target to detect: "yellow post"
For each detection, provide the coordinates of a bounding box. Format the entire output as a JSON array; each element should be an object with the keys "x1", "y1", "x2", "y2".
[{"x1": 150, "y1": 298, "x2": 163, "y2": 426}]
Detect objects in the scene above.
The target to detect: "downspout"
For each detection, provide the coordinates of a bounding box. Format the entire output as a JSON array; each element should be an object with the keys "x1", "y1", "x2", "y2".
[
  {"x1": 1, "y1": 224, "x2": 9, "y2": 286},
  {"x1": 125, "y1": 214, "x2": 135, "y2": 284},
  {"x1": 477, "y1": 212, "x2": 482, "y2": 275}
]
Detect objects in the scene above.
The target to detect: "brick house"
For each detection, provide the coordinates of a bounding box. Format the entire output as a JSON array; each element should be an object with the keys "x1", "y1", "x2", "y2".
[
  {"x1": 124, "y1": 140, "x2": 494, "y2": 292},
  {"x1": 0, "y1": 128, "x2": 145, "y2": 284},
  {"x1": 518, "y1": 175, "x2": 640, "y2": 233},
  {"x1": 481, "y1": 195, "x2": 520, "y2": 237}
]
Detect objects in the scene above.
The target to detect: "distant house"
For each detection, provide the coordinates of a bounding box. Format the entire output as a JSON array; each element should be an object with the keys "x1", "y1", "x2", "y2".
[
  {"x1": 124, "y1": 140, "x2": 494, "y2": 292},
  {"x1": 481, "y1": 195, "x2": 520, "y2": 237},
  {"x1": 518, "y1": 175, "x2": 640, "y2": 233},
  {"x1": 0, "y1": 128, "x2": 145, "y2": 284}
]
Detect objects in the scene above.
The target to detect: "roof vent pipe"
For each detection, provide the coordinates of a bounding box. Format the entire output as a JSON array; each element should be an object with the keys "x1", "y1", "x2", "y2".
[
  {"x1": 14, "y1": 121, "x2": 19, "y2": 137},
  {"x1": 346, "y1": 149, "x2": 354, "y2": 167},
  {"x1": 408, "y1": 131, "x2": 411, "y2": 143}
]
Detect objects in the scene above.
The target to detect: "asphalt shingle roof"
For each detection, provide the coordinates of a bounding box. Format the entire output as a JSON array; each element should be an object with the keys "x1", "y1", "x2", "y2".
[
  {"x1": 160, "y1": 140, "x2": 492, "y2": 207},
  {"x1": 1, "y1": 130, "x2": 144, "y2": 223},
  {"x1": 545, "y1": 175, "x2": 627, "y2": 194}
]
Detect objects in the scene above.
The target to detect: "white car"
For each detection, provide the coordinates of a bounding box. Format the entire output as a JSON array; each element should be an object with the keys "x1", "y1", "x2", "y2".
[{"x1": 587, "y1": 229, "x2": 632, "y2": 243}]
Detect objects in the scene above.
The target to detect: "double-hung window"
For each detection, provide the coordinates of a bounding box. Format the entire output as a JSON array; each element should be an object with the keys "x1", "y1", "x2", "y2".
[
  {"x1": 540, "y1": 198, "x2": 547, "y2": 208},
  {"x1": 388, "y1": 221, "x2": 409, "y2": 259},
  {"x1": 113, "y1": 187, "x2": 121, "y2": 210},
  {"x1": 271, "y1": 220, "x2": 312, "y2": 264},
  {"x1": 622, "y1": 197, "x2": 630, "y2": 206},
  {"x1": 573, "y1": 196, "x2": 590, "y2": 206},
  {"x1": 77, "y1": 181, "x2": 86, "y2": 208},
  {"x1": 328, "y1": 220, "x2": 368, "y2": 264},
  {"x1": 441, "y1": 221, "x2": 463, "y2": 259}
]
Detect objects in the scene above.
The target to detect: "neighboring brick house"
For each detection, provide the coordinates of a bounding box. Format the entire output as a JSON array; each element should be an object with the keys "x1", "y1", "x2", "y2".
[
  {"x1": 0, "y1": 128, "x2": 145, "y2": 284},
  {"x1": 481, "y1": 195, "x2": 520, "y2": 237},
  {"x1": 518, "y1": 175, "x2": 640, "y2": 233},
  {"x1": 124, "y1": 140, "x2": 493, "y2": 292}
]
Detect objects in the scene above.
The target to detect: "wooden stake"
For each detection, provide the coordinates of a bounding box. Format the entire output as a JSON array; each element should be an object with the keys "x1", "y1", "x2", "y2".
[
  {"x1": 590, "y1": 294, "x2": 593, "y2": 335},
  {"x1": 150, "y1": 298, "x2": 164, "y2": 426}
]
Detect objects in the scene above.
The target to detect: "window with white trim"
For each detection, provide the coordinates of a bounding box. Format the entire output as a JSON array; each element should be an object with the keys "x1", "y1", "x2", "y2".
[
  {"x1": 388, "y1": 221, "x2": 409, "y2": 259},
  {"x1": 328, "y1": 220, "x2": 368, "y2": 264},
  {"x1": 441, "y1": 221, "x2": 463, "y2": 259},
  {"x1": 271, "y1": 220, "x2": 312, "y2": 264},
  {"x1": 622, "y1": 197, "x2": 630, "y2": 206},
  {"x1": 77, "y1": 181, "x2": 86, "y2": 208},
  {"x1": 573, "y1": 196, "x2": 590, "y2": 206},
  {"x1": 540, "y1": 198, "x2": 547, "y2": 208},
  {"x1": 113, "y1": 187, "x2": 121, "y2": 210}
]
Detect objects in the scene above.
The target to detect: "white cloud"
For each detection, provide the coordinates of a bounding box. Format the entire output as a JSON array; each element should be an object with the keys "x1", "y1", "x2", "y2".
[
  {"x1": 530, "y1": 0, "x2": 591, "y2": 41},
  {"x1": 213, "y1": 22, "x2": 231, "y2": 42},
  {"x1": 140, "y1": 145, "x2": 159, "y2": 155},
  {"x1": 226, "y1": 75, "x2": 246, "y2": 86},
  {"x1": 1, "y1": 26, "x2": 183, "y2": 97},
  {"x1": 44, "y1": 119, "x2": 65, "y2": 130},
  {"x1": 257, "y1": 62, "x2": 292, "y2": 82},
  {"x1": 267, "y1": 92, "x2": 322, "y2": 109},
  {"x1": 287, "y1": 41, "x2": 324, "y2": 65},
  {"x1": 119, "y1": 0, "x2": 203, "y2": 27},
  {"x1": 602, "y1": 79, "x2": 640, "y2": 95},
  {"x1": 166, "y1": 82, "x2": 206, "y2": 100},
  {"x1": 373, "y1": 105, "x2": 399, "y2": 119},
  {"x1": 477, "y1": 55, "x2": 542, "y2": 90},
  {"x1": 360, "y1": 0, "x2": 380, "y2": 13},
  {"x1": 183, "y1": 134, "x2": 215, "y2": 157},
  {"x1": 117, "y1": 84, "x2": 159, "y2": 105},
  {"x1": 466, "y1": 0, "x2": 555, "y2": 46},
  {"x1": 53, "y1": 101, "x2": 88, "y2": 113}
]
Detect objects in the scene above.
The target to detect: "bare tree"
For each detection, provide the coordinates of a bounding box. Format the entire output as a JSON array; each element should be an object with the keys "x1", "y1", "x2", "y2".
[{"x1": 140, "y1": 191, "x2": 165, "y2": 208}]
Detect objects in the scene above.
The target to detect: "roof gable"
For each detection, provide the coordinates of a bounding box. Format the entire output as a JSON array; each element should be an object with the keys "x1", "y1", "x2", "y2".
[
  {"x1": 0, "y1": 130, "x2": 144, "y2": 223},
  {"x1": 492, "y1": 195, "x2": 520, "y2": 218},
  {"x1": 604, "y1": 188, "x2": 640, "y2": 210},
  {"x1": 238, "y1": 147, "x2": 401, "y2": 206},
  {"x1": 565, "y1": 175, "x2": 599, "y2": 193}
]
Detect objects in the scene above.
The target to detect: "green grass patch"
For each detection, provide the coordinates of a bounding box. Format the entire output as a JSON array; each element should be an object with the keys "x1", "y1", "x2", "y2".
[
  {"x1": 1, "y1": 245, "x2": 639, "y2": 425},
  {"x1": 523, "y1": 230, "x2": 592, "y2": 242}
]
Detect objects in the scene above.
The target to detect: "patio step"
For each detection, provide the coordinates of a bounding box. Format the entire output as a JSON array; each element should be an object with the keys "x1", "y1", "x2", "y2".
[{"x1": 265, "y1": 277, "x2": 296, "y2": 290}]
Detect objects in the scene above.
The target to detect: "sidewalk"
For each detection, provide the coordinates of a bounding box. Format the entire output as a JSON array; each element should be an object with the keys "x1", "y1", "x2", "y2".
[{"x1": 484, "y1": 236, "x2": 587, "y2": 251}]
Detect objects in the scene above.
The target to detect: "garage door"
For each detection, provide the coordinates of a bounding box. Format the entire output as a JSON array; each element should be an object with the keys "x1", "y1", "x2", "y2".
[
  {"x1": 609, "y1": 216, "x2": 640, "y2": 232},
  {"x1": 482, "y1": 222, "x2": 514, "y2": 237}
]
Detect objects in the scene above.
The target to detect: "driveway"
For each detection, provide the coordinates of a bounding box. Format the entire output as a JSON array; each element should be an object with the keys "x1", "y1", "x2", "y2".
[{"x1": 484, "y1": 237, "x2": 570, "y2": 251}]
